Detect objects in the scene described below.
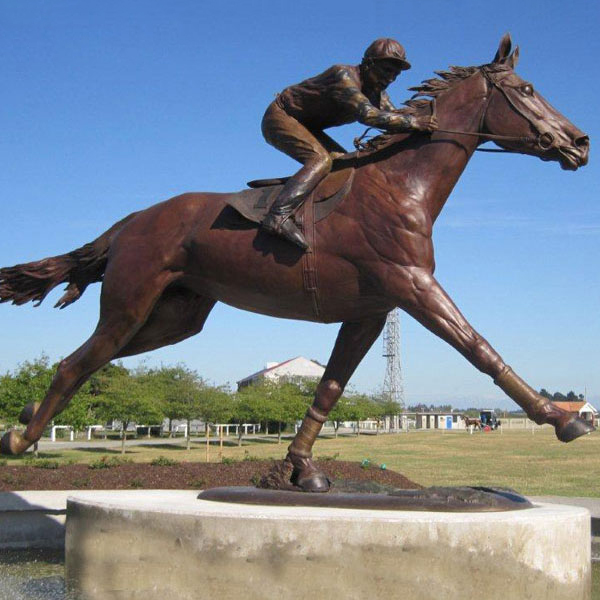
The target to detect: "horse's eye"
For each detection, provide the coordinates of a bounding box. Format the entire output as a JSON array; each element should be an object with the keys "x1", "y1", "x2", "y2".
[{"x1": 521, "y1": 84, "x2": 534, "y2": 96}]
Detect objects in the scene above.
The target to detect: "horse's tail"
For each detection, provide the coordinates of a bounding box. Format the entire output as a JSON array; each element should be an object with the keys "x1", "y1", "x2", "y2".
[{"x1": 0, "y1": 211, "x2": 139, "y2": 309}]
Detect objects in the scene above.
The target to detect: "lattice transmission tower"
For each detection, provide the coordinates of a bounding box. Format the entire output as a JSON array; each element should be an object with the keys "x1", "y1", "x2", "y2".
[{"x1": 382, "y1": 308, "x2": 404, "y2": 407}]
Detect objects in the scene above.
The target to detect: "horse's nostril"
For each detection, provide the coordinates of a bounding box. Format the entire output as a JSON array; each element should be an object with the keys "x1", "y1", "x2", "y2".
[{"x1": 575, "y1": 135, "x2": 589, "y2": 149}]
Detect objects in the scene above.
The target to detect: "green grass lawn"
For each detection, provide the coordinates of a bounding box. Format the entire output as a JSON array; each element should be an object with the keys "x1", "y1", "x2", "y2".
[{"x1": 3, "y1": 427, "x2": 599, "y2": 497}]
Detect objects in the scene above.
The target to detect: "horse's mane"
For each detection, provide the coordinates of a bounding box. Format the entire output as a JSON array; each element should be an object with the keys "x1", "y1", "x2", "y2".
[{"x1": 361, "y1": 62, "x2": 510, "y2": 152}]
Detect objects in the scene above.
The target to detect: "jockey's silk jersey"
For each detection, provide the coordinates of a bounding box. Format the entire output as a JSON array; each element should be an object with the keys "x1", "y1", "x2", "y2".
[{"x1": 276, "y1": 64, "x2": 392, "y2": 131}]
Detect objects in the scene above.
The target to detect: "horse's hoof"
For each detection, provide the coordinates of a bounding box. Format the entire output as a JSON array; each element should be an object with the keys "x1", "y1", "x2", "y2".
[
  {"x1": 0, "y1": 431, "x2": 31, "y2": 455},
  {"x1": 19, "y1": 402, "x2": 40, "y2": 425},
  {"x1": 295, "y1": 471, "x2": 330, "y2": 493},
  {"x1": 556, "y1": 416, "x2": 595, "y2": 443},
  {"x1": 287, "y1": 453, "x2": 331, "y2": 492}
]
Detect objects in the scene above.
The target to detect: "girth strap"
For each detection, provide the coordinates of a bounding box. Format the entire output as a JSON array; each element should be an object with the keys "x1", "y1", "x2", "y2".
[{"x1": 297, "y1": 200, "x2": 322, "y2": 320}]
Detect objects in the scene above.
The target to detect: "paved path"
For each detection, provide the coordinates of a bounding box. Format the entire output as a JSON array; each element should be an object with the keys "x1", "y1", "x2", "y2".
[{"x1": 32, "y1": 434, "x2": 284, "y2": 451}]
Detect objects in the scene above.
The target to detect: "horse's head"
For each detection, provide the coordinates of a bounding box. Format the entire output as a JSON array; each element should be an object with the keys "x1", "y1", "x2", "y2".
[{"x1": 482, "y1": 34, "x2": 589, "y2": 171}]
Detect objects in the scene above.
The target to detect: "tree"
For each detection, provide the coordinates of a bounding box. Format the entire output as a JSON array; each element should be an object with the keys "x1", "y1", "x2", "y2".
[
  {"x1": 0, "y1": 355, "x2": 54, "y2": 426},
  {"x1": 372, "y1": 394, "x2": 403, "y2": 432},
  {"x1": 53, "y1": 380, "x2": 97, "y2": 434},
  {"x1": 141, "y1": 365, "x2": 198, "y2": 439},
  {"x1": 540, "y1": 389, "x2": 585, "y2": 402},
  {"x1": 263, "y1": 380, "x2": 309, "y2": 443},
  {"x1": 345, "y1": 393, "x2": 375, "y2": 435},
  {"x1": 159, "y1": 366, "x2": 204, "y2": 451},
  {"x1": 195, "y1": 385, "x2": 232, "y2": 459},
  {"x1": 329, "y1": 395, "x2": 354, "y2": 437},
  {"x1": 154, "y1": 365, "x2": 232, "y2": 452},
  {"x1": 366, "y1": 395, "x2": 387, "y2": 434},
  {"x1": 95, "y1": 365, "x2": 164, "y2": 454},
  {"x1": 231, "y1": 385, "x2": 259, "y2": 446}
]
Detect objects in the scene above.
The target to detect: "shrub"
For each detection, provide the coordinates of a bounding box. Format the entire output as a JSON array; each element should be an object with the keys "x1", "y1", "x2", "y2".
[
  {"x1": 32, "y1": 459, "x2": 60, "y2": 470},
  {"x1": 221, "y1": 457, "x2": 237, "y2": 465},
  {"x1": 71, "y1": 478, "x2": 91, "y2": 488},
  {"x1": 150, "y1": 456, "x2": 178, "y2": 467},
  {"x1": 319, "y1": 453, "x2": 339, "y2": 462},
  {"x1": 188, "y1": 478, "x2": 205, "y2": 488},
  {"x1": 0, "y1": 459, "x2": 7, "y2": 467},
  {"x1": 242, "y1": 452, "x2": 260, "y2": 462},
  {"x1": 89, "y1": 456, "x2": 131, "y2": 470},
  {"x1": 129, "y1": 478, "x2": 144, "y2": 489}
]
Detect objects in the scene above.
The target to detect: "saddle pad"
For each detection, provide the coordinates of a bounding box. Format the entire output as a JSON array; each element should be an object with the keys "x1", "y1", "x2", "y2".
[{"x1": 225, "y1": 167, "x2": 354, "y2": 225}]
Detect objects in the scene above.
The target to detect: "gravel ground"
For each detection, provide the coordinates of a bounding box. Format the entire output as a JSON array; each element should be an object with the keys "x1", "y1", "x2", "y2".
[{"x1": 0, "y1": 459, "x2": 420, "y2": 491}]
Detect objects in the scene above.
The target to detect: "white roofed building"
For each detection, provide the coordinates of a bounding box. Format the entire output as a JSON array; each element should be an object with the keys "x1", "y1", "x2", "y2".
[
  {"x1": 551, "y1": 401, "x2": 598, "y2": 425},
  {"x1": 237, "y1": 356, "x2": 325, "y2": 390}
]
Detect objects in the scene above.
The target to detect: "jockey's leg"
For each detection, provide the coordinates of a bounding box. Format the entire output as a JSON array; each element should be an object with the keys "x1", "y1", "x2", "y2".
[
  {"x1": 287, "y1": 315, "x2": 387, "y2": 491},
  {"x1": 260, "y1": 101, "x2": 332, "y2": 249}
]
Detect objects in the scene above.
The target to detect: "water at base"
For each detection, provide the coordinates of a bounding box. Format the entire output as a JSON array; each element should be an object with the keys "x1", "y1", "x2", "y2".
[{"x1": 0, "y1": 550, "x2": 75, "y2": 600}]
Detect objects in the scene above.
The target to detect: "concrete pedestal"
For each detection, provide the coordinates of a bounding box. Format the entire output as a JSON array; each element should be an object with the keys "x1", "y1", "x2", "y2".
[{"x1": 65, "y1": 490, "x2": 591, "y2": 600}]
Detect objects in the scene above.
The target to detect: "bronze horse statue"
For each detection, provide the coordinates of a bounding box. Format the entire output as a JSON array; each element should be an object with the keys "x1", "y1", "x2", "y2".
[{"x1": 0, "y1": 35, "x2": 593, "y2": 491}]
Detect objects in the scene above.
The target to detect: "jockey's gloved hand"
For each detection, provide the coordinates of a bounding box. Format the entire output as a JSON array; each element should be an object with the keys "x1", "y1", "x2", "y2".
[{"x1": 412, "y1": 114, "x2": 438, "y2": 133}]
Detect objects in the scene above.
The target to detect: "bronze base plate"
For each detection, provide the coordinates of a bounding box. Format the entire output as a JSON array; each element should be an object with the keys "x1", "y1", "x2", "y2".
[{"x1": 198, "y1": 482, "x2": 533, "y2": 512}]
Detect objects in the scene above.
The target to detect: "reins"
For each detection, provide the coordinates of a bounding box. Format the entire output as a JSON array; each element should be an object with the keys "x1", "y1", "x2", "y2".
[
  {"x1": 353, "y1": 125, "x2": 536, "y2": 154},
  {"x1": 429, "y1": 90, "x2": 537, "y2": 146}
]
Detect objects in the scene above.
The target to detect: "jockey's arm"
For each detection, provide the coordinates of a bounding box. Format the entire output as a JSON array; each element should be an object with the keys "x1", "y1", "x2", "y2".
[
  {"x1": 334, "y1": 70, "x2": 436, "y2": 133},
  {"x1": 379, "y1": 90, "x2": 396, "y2": 112}
]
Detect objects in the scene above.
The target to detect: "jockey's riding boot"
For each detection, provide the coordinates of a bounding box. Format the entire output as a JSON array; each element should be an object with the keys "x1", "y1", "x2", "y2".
[
  {"x1": 261, "y1": 167, "x2": 323, "y2": 251},
  {"x1": 494, "y1": 366, "x2": 595, "y2": 442},
  {"x1": 261, "y1": 212, "x2": 309, "y2": 250}
]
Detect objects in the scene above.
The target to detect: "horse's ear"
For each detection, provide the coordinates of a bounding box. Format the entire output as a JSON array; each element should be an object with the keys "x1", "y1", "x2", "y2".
[
  {"x1": 507, "y1": 45, "x2": 520, "y2": 69},
  {"x1": 493, "y1": 33, "x2": 512, "y2": 64}
]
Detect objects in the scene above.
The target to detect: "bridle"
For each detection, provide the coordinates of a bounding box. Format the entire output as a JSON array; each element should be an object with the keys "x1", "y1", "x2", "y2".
[
  {"x1": 354, "y1": 66, "x2": 555, "y2": 154},
  {"x1": 477, "y1": 66, "x2": 556, "y2": 152}
]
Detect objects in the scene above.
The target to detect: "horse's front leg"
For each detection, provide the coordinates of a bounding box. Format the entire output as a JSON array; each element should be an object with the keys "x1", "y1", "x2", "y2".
[
  {"x1": 386, "y1": 266, "x2": 594, "y2": 442},
  {"x1": 287, "y1": 314, "x2": 387, "y2": 491}
]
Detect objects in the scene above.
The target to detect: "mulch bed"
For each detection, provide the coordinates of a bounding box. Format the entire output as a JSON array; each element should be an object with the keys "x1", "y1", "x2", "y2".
[{"x1": 0, "y1": 460, "x2": 421, "y2": 492}]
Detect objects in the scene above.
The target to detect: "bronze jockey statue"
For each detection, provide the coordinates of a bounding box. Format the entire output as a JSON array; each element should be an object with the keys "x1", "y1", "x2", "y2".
[{"x1": 260, "y1": 38, "x2": 438, "y2": 249}]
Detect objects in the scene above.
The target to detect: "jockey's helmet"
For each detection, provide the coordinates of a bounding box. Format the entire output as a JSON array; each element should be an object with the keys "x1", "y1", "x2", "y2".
[{"x1": 362, "y1": 38, "x2": 411, "y2": 70}]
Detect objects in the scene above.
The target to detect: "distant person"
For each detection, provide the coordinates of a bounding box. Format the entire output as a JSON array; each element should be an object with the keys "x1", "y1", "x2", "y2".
[{"x1": 260, "y1": 38, "x2": 438, "y2": 249}]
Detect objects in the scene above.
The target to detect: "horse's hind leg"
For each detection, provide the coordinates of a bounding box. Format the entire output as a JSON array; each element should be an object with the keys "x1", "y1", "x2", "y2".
[
  {"x1": 388, "y1": 267, "x2": 594, "y2": 442},
  {"x1": 18, "y1": 288, "x2": 216, "y2": 427},
  {"x1": 0, "y1": 262, "x2": 180, "y2": 455},
  {"x1": 286, "y1": 314, "x2": 387, "y2": 491}
]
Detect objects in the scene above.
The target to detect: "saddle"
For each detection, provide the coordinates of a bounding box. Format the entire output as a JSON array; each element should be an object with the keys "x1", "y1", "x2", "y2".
[{"x1": 225, "y1": 164, "x2": 355, "y2": 225}]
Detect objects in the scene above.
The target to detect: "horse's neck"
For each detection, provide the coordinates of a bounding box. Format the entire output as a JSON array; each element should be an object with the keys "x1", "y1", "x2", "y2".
[{"x1": 380, "y1": 73, "x2": 488, "y2": 223}]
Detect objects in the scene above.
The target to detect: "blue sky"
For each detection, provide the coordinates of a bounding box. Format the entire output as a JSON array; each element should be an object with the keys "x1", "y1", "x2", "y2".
[{"x1": 0, "y1": 1, "x2": 598, "y2": 409}]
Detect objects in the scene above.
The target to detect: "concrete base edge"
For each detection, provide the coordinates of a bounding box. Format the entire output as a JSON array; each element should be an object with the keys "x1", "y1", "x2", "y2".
[{"x1": 65, "y1": 490, "x2": 591, "y2": 600}]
